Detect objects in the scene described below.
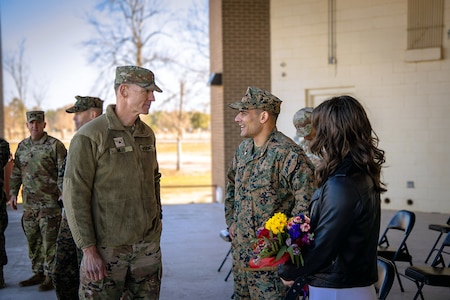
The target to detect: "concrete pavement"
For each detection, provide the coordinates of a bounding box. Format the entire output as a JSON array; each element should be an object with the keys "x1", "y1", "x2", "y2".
[{"x1": 0, "y1": 204, "x2": 449, "y2": 300}]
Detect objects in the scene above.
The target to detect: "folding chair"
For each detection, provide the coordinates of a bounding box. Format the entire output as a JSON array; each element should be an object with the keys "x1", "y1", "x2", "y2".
[
  {"x1": 405, "y1": 231, "x2": 450, "y2": 300},
  {"x1": 375, "y1": 256, "x2": 395, "y2": 300},
  {"x1": 218, "y1": 229, "x2": 232, "y2": 281},
  {"x1": 424, "y1": 216, "x2": 450, "y2": 263},
  {"x1": 377, "y1": 209, "x2": 415, "y2": 292}
]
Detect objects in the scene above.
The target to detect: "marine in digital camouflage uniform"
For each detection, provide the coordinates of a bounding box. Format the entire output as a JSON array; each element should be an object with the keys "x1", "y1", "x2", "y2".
[
  {"x1": 9, "y1": 111, "x2": 67, "y2": 291},
  {"x1": 52, "y1": 96, "x2": 103, "y2": 300},
  {"x1": 63, "y1": 66, "x2": 163, "y2": 299},
  {"x1": 225, "y1": 87, "x2": 316, "y2": 300},
  {"x1": 293, "y1": 107, "x2": 322, "y2": 168},
  {"x1": 0, "y1": 138, "x2": 10, "y2": 288}
]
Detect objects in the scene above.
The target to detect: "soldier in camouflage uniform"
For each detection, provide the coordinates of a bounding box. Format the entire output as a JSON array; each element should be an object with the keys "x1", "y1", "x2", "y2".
[
  {"x1": 63, "y1": 66, "x2": 163, "y2": 299},
  {"x1": 9, "y1": 111, "x2": 67, "y2": 291},
  {"x1": 225, "y1": 87, "x2": 316, "y2": 300},
  {"x1": 293, "y1": 107, "x2": 321, "y2": 168},
  {"x1": 0, "y1": 138, "x2": 10, "y2": 289},
  {"x1": 52, "y1": 96, "x2": 103, "y2": 300}
]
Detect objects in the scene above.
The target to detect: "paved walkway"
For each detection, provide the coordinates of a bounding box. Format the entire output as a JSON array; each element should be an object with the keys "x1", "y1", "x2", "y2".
[{"x1": 0, "y1": 204, "x2": 448, "y2": 300}]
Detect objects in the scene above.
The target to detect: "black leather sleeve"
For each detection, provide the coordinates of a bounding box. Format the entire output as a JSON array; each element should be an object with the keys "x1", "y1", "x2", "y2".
[{"x1": 278, "y1": 175, "x2": 360, "y2": 281}]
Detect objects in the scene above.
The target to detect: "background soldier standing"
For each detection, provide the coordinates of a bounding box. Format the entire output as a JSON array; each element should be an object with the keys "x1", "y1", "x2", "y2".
[
  {"x1": 225, "y1": 87, "x2": 316, "y2": 299},
  {"x1": 0, "y1": 138, "x2": 10, "y2": 288},
  {"x1": 52, "y1": 96, "x2": 103, "y2": 300},
  {"x1": 9, "y1": 111, "x2": 67, "y2": 291},
  {"x1": 292, "y1": 107, "x2": 321, "y2": 168}
]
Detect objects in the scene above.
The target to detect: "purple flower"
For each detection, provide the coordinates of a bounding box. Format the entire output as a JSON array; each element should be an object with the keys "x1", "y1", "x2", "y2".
[
  {"x1": 251, "y1": 213, "x2": 314, "y2": 268},
  {"x1": 291, "y1": 244, "x2": 301, "y2": 256},
  {"x1": 288, "y1": 224, "x2": 301, "y2": 239}
]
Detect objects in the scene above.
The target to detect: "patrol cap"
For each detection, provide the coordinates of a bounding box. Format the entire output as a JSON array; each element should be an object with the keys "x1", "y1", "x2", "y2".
[
  {"x1": 66, "y1": 96, "x2": 104, "y2": 113},
  {"x1": 293, "y1": 107, "x2": 313, "y2": 137},
  {"x1": 115, "y1": 66, "x2": 162, "y2": 93},
  {"x1": 26, "y1": 111, "x2": 45, "y2": 123},
  {"x1": 228, "y1": 87, "x2": 282, "y2": 114}
]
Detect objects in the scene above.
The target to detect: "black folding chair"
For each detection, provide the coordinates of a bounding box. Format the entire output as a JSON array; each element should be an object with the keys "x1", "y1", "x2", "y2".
[
  {"x1": 375, "y1": 256, "x2": 395, "y2": 300},
  {"x1": 424, "y1": 216, "x2": 450, "y2": 263},
  {"x1": 377, "y1": 209, "x2": 416, "y2": 292},
  {"x1": 405, "y1": 231, "x2": 450, "y2": 300}
]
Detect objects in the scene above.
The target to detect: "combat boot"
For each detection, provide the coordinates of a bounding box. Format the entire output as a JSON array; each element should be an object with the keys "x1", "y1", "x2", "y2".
[
  {"x1": 38, "y1": 275, "x2": 54, "y2": 291},
  {"x1": 0, "y1": 266, "x2": 5, "y2": 289},
  {"x1": 18, "y1": 273, "x2": 45, "y2": 287}
]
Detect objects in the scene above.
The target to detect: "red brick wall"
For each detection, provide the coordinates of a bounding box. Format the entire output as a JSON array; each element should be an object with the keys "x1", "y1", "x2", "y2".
[{"x1": 210, "y1": 0, "x2": 271, "y2": 200}]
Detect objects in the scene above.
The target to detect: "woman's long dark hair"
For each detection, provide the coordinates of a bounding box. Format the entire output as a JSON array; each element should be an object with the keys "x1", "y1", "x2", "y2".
[{"x1": 309, "y1": 95, "x2": 386, "y2": 192}]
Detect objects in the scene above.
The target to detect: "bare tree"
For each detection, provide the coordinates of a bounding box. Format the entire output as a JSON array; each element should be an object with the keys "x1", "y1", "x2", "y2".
[
  {"x1": 161, "y1": 0, "x2": 209, "y2": 170},
  {"x1": 4, "y1": 39, "x2": 29, "y2": 106},
  {"x1": 32, "y1": 82, "x2": 48, "y2": 110},
  {"x1": 183, "y1": 0, "x2": 209, "y2": 60},
  {"x1": 6, "y1": 98, "x2": 27, "y2": 140},
  {"x1": 83, "y1": 0, "x2": 174, "y2": 99},
  {"x1": 3, "y1": 40, "x2": 51, "y2": 139},
  {"x1": 3, "y1": 40, "x2": 30, "y2": 139},
  {"x1": 82, "y1": 0, "x2": 210, "y2": 170},
  {"x1": 168, "y1": 0, "x2": 209, "y2": 105}
]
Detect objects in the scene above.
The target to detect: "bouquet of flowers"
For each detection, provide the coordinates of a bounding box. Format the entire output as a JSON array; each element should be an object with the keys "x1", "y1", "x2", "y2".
[{"x1": 249, "y1": 212, "x2": 314, "y2": 269}]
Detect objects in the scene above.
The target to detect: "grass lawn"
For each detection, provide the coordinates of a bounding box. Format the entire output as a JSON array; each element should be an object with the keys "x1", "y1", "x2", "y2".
[
  {"x1": 158, "y1": 140, "x2": 213, "y2": 204},
  {"x1": 8, "y1": 139, "x2": 213, "y2": 204},
  {"x1": 157, "y1": 140, "x2": 211, "y2": 184}
]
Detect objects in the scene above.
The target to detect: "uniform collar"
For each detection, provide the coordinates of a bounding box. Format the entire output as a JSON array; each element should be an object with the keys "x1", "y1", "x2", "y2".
[{"x1": 106, "y1": 104, "x2": 151, "y2": 138}]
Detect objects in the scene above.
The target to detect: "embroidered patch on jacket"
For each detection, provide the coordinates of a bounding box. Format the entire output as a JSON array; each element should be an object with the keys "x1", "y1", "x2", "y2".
[
  {"x1": 109, "y1": 146, "x2": 133, "y2": 154},
  {"x1": 113, "y1": 137, "x2": 125, "y2": 148},
  {"x1": 140, "y1": 144, "x2": 155, "y2": 152},
  {"x1": 109, "y1": 136, "x2": 133, "y2": 153}
]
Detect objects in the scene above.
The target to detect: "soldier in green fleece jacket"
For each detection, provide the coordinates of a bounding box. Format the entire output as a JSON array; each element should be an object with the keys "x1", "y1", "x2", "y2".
[{"x1": 63, "y1": 66, "x2": 163, "y2": 300}]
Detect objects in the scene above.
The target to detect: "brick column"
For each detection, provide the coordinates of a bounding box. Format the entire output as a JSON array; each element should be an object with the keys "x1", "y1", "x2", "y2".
[{"x1": 209, "y1": 0, "x2": 271, "y2": 202}]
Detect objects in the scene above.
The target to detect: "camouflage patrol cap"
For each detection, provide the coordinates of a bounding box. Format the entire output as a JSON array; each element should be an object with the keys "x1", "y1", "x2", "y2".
[
  {"x1": 293, "y1": 107, "x2": 313, "y2": 137},
  {"x1": 228, "y1": 87, "x2": 282, "y2": 114},
  {"x1": 66, "y1": 96, "x2": 104, "y2": 113},
  {"x1": 115, "y1": 66, "x2": 162, "y2": 93},
  {"x1": 26, "y1": 111, "x2": 45, "y2": 123}
]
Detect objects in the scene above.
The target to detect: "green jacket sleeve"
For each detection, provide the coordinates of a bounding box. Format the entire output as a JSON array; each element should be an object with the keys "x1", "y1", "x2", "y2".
[{"x1": 63, "y1": 134, "x2": 97, "y2": 249}]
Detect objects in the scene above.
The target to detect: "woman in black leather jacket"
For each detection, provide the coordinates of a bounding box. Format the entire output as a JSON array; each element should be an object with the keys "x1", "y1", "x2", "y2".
[{"x1": 279, "y1": 95, "x2": 386, "y2": 300}]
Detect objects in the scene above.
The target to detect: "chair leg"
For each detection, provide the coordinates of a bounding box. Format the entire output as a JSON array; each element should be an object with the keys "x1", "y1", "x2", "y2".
[
  {"x1": 218, "y1": 247, "x2": 232, "y2": 272},
  {"x1": 412, "y1": 282, "x2": 425, "y2": 300},
  {"x1": 392, "y1": 262, "x2": 405, "y2": 292},
  {"x1": 424, "y1": 232, "x2": 443, "y2": 263},
  {"x1": 225, "y1": 267, "x2": 232, "y2": 281}
]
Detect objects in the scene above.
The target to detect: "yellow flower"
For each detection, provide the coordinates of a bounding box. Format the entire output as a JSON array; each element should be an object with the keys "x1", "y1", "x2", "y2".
[{"x1": 265, "y1": 212, "x2": 287, "y2": 234}]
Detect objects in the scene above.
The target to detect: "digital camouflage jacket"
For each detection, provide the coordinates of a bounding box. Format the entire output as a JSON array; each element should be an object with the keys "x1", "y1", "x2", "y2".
[
  {"x1": 10, "y1": 132, "x2": 66, "y2": 208},
  {"x1": 225, "y1": 129, "x2": 316, "y2": 268}
]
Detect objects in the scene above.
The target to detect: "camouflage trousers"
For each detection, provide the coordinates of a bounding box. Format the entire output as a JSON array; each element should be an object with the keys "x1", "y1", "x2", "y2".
[
  {"x1": 0, "y1": 199, "x2": 7, "y2": 266},
  {"x1": 231, "y1": 243, "x2": 287, "y2": 300},
  {"x1": 22, "y1": 206, "x2": 61, "y2": 275},
  {"x1": 52, "y1": 211, "x2": 81, "y2": 300},
  {"x1": 79, "y1": 240, "x2": 162, "y2": 300},
  {"x1": 232, "y1": 266, "x2": 288, "y2": 300}
]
